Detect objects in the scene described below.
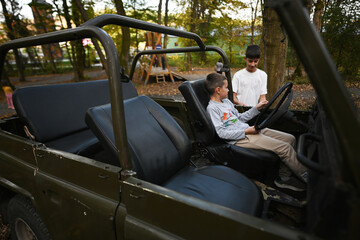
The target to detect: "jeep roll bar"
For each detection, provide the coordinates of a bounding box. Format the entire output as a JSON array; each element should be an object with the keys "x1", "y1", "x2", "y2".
[
  {"x1": 129, "y1": 46, "x2": 234, "y2": 102},
  {"x1": 82, "y1": 14, "x2": 206, "y2": 50},
  {"x1": 0, "y1": 26, "x2": 133, "y2": 173},
  {"x1": 269, "y1": 0, "x2": 360, "y2": 187},
  {"x1": 82, "y1": 14, "x2": 234, "y2": 101}
]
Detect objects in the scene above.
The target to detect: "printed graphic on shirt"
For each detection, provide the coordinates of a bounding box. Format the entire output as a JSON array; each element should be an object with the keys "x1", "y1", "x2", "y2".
[{"x1": 222, "y1": 109, "x2": 237, "y2": 127}]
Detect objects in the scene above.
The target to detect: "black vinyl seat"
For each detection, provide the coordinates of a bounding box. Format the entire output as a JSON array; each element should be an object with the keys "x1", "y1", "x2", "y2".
[
  {"x1": 85, "y1": 95, "x2": 263, "y2": 216},
  {"x1": 13, "y1": 79, "x2": 137, "y2": 156},
  {"x1": 178, "y1": 79, "x2": 279, "y2": 183}
]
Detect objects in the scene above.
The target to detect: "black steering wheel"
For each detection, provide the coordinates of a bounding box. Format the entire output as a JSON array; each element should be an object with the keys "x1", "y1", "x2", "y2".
[{"x1": 254, "y1": 82, "x2": 293, "y2": 130}]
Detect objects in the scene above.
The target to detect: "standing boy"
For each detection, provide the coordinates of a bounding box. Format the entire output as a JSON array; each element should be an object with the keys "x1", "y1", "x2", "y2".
[
  {"x1": 232, "y1": 45, "x2": 267, "y2": 106},
  {"x1": 206, "y1": 73, "x2": 308, "y2": 191}
]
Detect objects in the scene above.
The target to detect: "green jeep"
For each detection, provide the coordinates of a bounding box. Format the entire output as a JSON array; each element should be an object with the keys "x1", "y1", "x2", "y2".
[{"x1": 0, "y1": 0, "x2": 359, "y2": 239}]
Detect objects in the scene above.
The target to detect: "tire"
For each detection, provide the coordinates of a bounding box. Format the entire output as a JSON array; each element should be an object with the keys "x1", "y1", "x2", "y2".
[{"x1": 8, "y1": 195, "x2": 51, "y2": 240}]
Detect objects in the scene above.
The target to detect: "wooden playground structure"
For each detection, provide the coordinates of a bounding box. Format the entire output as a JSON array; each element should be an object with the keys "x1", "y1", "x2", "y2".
[{"x1": 138, "y1": 32, "x2": 175, "y2": 85}]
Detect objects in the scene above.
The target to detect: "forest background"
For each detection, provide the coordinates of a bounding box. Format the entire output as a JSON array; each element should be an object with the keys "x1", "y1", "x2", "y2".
[{"x1": 0, "y1": 0, "x2": 359, "y2": 110}]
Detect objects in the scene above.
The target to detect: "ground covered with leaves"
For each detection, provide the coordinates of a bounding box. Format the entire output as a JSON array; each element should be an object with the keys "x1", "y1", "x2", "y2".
[
  {"x1": 1, "y1": 68, "x2": 359, "y2": 118},
  {"x1": 0, "y1": 214, "x2": 9, "y2": 240},
  {"x1": 132, "y1": 78, "x2": 320, "y2": 110}
]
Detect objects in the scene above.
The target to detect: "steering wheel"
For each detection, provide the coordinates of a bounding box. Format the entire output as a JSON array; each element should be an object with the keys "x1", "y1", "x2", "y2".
[{"x1": 254, "y1": 82, "x2": 293, "y2": 130}]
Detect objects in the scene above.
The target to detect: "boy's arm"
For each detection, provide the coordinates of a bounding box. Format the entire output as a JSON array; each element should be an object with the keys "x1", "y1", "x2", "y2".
[
  {"x1": 259, "y1": 94, "x2": 267, "y2": 102},
  {"x1": 233, "y1": 93, "x2": 247, "y2": 106},
  {"x1": 232, "y1": 75, "x2": 245, "y2": 106},
  {"x1": 233, "y1": 93, "x2": 244, "y2": 105},
  {"x1": 237, "y1": 106, "x2": 260, "y2": 122}
]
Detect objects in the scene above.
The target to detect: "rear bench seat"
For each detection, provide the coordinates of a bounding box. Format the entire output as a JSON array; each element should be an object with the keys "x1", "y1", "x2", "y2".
[{"x1": 13, "y1": 79, "x2": 137, "y2": 156}]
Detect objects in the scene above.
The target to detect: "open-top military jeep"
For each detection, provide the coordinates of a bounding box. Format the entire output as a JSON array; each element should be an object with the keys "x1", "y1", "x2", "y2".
[{"x1": 0, "y1": 0, "x2": 359, "y2": 239}]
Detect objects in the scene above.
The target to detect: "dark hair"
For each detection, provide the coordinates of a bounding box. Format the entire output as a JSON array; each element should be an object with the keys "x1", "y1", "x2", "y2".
[
  {"x1": 205, "y1": 73, "x2": 227, "y2": 95},
  {"x1": 245, "y1": 45, "x2": 261, "y2": 59}
]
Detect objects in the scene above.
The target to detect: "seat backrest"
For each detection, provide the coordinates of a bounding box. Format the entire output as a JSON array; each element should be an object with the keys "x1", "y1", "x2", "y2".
[
  {"x1": 178, "y1": 79, "x2": 216, "y2": 145},
  {"x1": 86, "y1": 95, "x2": 192, "y2": 184},
  {"x1": 13, "y1": 79, "x2": 137, "y2": 143}
]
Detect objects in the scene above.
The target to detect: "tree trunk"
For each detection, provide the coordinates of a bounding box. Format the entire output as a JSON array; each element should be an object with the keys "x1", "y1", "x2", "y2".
[
  {"x1": 113, "y1": 0, "x2": 131, "y2": 73},
  {"x1": 250, "y1": 0, "x2": 260, "y2": 45},
  {"x1": 26, "y1": 47, "x2": 44, "y2": 72},
  {"x1": 158, "y1": 0, "x2": 162, "y2": 25},
  {"x1": 71, "y1": 0, "x2": 85, "y2": 80},
  {"x1": 1, "y1": 0, "x2": 26, "y2": 82},
  {"x1": 163, "y1": 0, "x2": 169, "y2": 48},
  {"x1": 75, "y1": 40, "x2": 85, "y2": 81},
  {"x1": 313, "y1": 0, "x2": 325, "y2": 32},
  {"x1": 53, "y1": 0, "x2": 74, "y2": 71},
  {"x1": 187, "y1": 53, "x2": 192, "y2": 71},
  {"x1": 32, "y1": 5, "x2": 58, "y2": 74},
  {"x1": 305, "y1": 0, "x2": 314, "y2": 13},
  {"x1": 62, "y1": 0, "x2": 81, "y2": 81},
  {"x1": 73, "y1": 0, "x2": 108, "y2": 73},
  {"x1": 187, "y1": 0, "x2": 198, "y2": 70},
  {"x1": 262, "y1": 2, "x2": 288, "y2": 98}
]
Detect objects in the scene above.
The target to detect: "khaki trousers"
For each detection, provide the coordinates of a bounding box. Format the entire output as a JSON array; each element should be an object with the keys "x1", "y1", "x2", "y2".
[{"x1": 235, "y1": 128, "x2": 307, "y2": 179}]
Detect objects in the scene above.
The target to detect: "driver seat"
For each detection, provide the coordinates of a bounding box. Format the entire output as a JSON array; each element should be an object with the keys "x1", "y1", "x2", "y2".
[{"x1": 179, "y1": 79, "x2": 279, "y2": 184}]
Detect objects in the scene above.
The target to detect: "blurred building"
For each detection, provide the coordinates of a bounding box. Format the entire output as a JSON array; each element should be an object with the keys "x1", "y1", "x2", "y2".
[{"x1": 29, "y1": 0, "x2": 63, "y2": 60}]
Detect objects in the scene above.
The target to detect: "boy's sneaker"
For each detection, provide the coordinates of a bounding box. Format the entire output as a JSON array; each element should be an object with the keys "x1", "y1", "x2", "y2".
[{"x1": 274, "y1": 176, "x2": 306, "y2": 192}]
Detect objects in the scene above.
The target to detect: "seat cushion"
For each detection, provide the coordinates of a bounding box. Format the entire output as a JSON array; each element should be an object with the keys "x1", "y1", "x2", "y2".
[
  {"x1": 45, "y1": 129, "x2": 102, "y2": 156},
  {"x1": 163, "y1": 165, "x2": 263, "y2": 216},
  {"x1": 207, "y1": 143, "x2": 279, "y2": 183}
]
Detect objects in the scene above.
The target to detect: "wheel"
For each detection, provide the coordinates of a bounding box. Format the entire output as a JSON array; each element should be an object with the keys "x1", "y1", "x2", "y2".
[
  {"x1": 8, "y1": 195, "x2": 51, "y2": 240},
  {"x1": 254, "y1": 82, "x2": 293, "y2": 130}
]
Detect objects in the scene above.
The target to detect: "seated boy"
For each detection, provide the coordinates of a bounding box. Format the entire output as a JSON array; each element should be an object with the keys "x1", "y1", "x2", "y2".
[{"x1": 205, "y1": 73, "x2": 308, "y2": 191}]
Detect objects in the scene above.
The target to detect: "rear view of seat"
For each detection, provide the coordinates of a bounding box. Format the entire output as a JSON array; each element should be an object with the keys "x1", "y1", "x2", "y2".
[
  {"x1": 85, "y1": 96, "x2": 263, "y2": 216},
  {"x1": 13, "y1": 79, "x2": 137, "y2": 156}
]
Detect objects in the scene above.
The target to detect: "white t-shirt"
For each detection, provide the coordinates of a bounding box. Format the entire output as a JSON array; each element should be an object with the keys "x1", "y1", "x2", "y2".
[{"x1": 232, "y1": 68, "x2": 267, "y2": 106}]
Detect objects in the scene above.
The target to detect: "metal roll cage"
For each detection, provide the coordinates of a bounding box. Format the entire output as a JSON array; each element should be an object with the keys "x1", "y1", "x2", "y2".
[{"x1": 0, "y1": 14, "x2": 230, "y2": 173}]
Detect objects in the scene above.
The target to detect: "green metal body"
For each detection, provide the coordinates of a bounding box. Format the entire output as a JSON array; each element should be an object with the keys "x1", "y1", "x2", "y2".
[{"x1": 0, "y1": 0, "x2": 359, "y2": 239}]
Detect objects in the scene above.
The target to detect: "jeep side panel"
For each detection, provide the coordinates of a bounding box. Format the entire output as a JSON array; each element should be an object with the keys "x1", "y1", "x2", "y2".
[{"x1": 0, "y1": 129, "x2": 121, "y2": 239}]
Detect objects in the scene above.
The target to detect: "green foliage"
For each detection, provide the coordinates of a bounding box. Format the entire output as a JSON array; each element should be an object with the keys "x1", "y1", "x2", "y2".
[
  {"x1": 166, "y1": 52, "x2": 244, "y2": 70},
  {"x1": 212, "y1": 15, "x2": 261, "y2": 65},
  {"x1": 174, "y1": 0, "x2": 261, "y2": 68},
  {"x1": 322, "y1": 0, "x2": 360, "y2": 82},
  {"x1": 98, "y1": 1, "x2": 157, "y2": 58}
]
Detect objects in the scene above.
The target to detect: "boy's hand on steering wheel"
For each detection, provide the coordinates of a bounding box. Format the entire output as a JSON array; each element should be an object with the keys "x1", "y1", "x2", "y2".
[{"x1": 256, "y1": 100, "x2": 268, "y2": 110}]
